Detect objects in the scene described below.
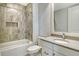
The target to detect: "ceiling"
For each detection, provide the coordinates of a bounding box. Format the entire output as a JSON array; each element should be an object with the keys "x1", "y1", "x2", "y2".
[
  {"x1": 18, "y1": 3, "x2": 77, "y2": 10},
  {"x1": 18, "y1": 3, "x2": 29, "y2": 6},
  {"x1": 54, "y1": 3, "x2": 77, "y2": 11}
]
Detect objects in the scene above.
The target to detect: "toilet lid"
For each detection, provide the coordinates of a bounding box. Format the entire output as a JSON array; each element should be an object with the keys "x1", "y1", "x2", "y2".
[{"x1": 27, "y1": 45, "x2": 41, "y2": 51}]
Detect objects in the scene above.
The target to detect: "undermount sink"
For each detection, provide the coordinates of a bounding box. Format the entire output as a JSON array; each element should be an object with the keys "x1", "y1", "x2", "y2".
[{"x1": 54, "y1": 39, "x2": 69, "y2": 44}]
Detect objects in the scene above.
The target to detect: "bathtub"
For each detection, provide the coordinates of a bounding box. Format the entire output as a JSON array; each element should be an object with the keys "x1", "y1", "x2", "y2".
[{"x1": 0, "y1": 39, "x2": 32, "y2": 56}]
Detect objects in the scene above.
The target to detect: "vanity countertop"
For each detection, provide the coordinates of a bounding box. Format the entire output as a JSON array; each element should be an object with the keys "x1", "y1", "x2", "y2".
[{"x1": 38, "y1": 36, "x2": 79, "y2": 52}]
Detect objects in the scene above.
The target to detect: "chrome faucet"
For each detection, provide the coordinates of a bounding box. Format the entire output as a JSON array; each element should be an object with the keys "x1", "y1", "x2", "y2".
[{"x1": 62, "y1": 33, "x2": 65, "y2": 40}]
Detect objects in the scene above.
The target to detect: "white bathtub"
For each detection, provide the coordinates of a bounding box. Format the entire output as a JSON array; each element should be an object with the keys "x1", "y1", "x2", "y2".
[{"x1": 0, "y1": 39, "x2": 32, "y2": 56}]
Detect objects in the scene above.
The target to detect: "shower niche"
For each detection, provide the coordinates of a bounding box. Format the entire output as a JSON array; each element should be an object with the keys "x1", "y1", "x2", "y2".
[{"x1": 6, "y1": 22, "x2": 18, "y2": 27}]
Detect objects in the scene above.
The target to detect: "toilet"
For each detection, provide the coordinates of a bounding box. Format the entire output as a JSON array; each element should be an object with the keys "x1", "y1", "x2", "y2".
[{"x1": 27, "y1": 45, "x2": 42, "y2": 56}]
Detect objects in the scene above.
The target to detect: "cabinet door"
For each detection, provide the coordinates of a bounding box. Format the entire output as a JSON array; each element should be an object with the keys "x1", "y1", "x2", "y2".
[
  {"x1": 38, "y1": 39, "x2": 54, "y2": 50},
  {"x1": 42, "y1": 47, "x2": 53, "y2": 56},
  {"x1": 54, "y1": 44, "x2": 79, "y2": 56},
  {"x1": 38, "y1": 39, "x2": 54, "y2": 56},
  {"x1": 54, "y1": 51, "x2": 64, "y2": 56},
  {"x1": 37, "y1": 39, "x2": 43, "y2": 46},
  {"x1": 54, "y1": 53, "x2": 62, "y2": 56},
  {"x1": 55, "y1": 8, "x2": 68, "y2": 32}
]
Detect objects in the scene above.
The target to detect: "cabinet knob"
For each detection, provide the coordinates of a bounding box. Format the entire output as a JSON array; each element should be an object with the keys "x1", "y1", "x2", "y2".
[
  {"x1": 53, "y1": 53, "x2": 55, "y2": 56},
  {"x1": 44, "y1": 51, "x2": 49, "y2": 55}
]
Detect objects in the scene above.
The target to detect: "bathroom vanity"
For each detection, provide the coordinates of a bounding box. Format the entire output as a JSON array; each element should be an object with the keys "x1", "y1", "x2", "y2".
[
  {"x1": 38, "y1": 36, "x2": 79, "y2": 56},
  {"x1": 46, "y1": 3, "x2": 79, "y2": 56}
]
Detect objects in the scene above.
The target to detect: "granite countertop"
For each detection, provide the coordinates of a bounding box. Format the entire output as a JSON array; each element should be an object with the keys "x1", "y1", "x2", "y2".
[{"x1": 38, "y1": 36, "x2": 79, "y2": 52}]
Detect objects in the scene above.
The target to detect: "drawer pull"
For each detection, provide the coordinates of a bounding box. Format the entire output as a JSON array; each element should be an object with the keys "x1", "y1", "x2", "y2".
[{"x1": 53, "y1": 53, "x2": 55, "y2": 56}]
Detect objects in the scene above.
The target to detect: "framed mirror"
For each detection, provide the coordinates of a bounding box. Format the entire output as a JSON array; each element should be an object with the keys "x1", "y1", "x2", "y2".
[{"x1": 54, "y1": 3, "x2": 79, "y2": 33}]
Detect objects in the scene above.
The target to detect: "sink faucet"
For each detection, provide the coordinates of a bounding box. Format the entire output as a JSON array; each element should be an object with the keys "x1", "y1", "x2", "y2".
[{"x1": 62, "y1": 33, "x2": 65, "y2": 40}]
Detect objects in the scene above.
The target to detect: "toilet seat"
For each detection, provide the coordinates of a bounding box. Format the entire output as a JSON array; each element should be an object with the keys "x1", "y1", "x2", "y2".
[{"x1": 27, "y1": 45, "x2": 42, "y2": 54}]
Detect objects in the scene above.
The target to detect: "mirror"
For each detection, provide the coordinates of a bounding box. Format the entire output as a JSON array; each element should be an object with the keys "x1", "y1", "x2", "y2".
[
  {"x1": 54, "y1": 8, "x2": 68, "y2": 32},
  {"x1": 54, "y1": 3, "x2": 79, "y2": 33}
]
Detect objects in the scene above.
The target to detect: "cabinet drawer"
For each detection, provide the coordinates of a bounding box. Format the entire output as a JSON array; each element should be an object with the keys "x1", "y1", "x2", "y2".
[
  {"x1": 42, "y1": 47, "x2": 53, "y2": 56},
  {"x1": 54, "y1": 44, "x2": 79, "y2": 56},
  {"x1": 54, "y1": 52, "x2": 62, "y2": 56},
  {"x1": 39, "y1": 39, "x2": 53, "y2": 50},
  {"x1": 54, "y1": 51, "x2": 65, "y2": 56}
]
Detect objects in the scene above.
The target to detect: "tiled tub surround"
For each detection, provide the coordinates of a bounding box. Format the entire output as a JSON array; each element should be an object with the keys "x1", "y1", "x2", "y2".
[
  {"x1": 25, "y1": 4, "x2": 33, "y2": 41},
  {"x1": 0, "y1": 3, "x2": 33, "y2": 43}
]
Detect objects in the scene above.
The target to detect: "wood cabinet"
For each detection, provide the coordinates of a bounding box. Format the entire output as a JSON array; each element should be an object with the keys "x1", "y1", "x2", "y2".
[
  {"x1": 38, "y1": 39, "x2": 54, "y2": 56},
  {"x1": 54, "y1": 51, "x2": 64, "y2": 56},
  {"x1": 54, "y1": 44, "x2": 79, "y2": 56},
  {"x1": 42, "y1": 47, "x2": 53, "y2": 56},
  {"x1": 38, "y1": 39, "x2": 79, "y2": 56}
]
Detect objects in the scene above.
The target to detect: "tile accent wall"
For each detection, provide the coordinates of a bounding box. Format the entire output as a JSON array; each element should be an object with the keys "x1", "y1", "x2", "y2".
[
  {"x1": 25, "y1": 4, "x2": 33, "y2": 41},
  {"x1": 0, "y1": 3, "x2": 33, "y2": 43}
]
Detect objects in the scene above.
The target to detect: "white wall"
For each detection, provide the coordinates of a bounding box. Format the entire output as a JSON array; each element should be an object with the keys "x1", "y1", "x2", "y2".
[
  {"x1": 54, "y1": 3, "x2": 77, "y2": 11},
  {"x1": 51, "y1": 3, "x2": 54, "y2": 33},
  {"x1": 38, "y1": 3, "x2": 54, "y2": 36},
  {"x1": 32, "y1": 3, "x2": 39, "y2": 42},
  {"x1": 32, "y1": 3, "x2": 54, "y2": 42}
]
